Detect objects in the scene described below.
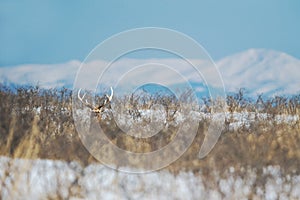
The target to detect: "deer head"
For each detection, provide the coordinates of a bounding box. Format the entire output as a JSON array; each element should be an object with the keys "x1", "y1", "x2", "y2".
[{"x1": 78, "y1": 87, "x2": 113, "y2": 113}]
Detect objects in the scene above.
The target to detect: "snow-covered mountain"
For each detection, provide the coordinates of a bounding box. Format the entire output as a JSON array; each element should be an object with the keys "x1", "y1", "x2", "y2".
[
  {"x1": 0, "y1": 49, "x2": 299, "y2": 97},
  {"x1": 217, "y1": 49, "x2": 300, "y2": 96},
  {"x1": 0, "y1": 60, "x2": 80, "y2": 89}
]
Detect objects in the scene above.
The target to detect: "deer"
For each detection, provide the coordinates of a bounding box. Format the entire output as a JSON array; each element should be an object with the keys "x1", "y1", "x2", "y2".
[{"x1": 77, "y1": 87, "x2": 113, "y2": 115}]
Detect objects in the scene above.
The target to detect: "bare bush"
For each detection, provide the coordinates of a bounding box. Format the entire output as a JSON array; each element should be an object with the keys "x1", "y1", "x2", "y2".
[{"x1": 0, "y1": 84, "x2": 299, "y2": 175}]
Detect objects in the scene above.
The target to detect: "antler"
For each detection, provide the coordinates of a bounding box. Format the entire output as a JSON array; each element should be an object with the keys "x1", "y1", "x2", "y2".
[
  {"x1": 78, "y1": 89, "x2": 100, "y2": 113},
  {"x1": 106, "y1": 87, "x2": 114, "y2": 102},
  {"x1": 77, "y1": 87, "x2": 113, "y2": 114}
]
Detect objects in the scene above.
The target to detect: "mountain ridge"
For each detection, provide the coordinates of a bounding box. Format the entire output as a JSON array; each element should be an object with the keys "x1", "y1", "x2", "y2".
[
  {"x1": 217, "y1": 48, "x2": 300, "y2": 96},
  {"x1": 0, "y1": 49, "x2": 299, "y2": 97}
]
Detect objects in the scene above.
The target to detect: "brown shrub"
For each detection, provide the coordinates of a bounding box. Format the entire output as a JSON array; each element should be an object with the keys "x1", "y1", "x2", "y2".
[{"x1": 0, "y1": 84, "x2": 299, "y2": 174}]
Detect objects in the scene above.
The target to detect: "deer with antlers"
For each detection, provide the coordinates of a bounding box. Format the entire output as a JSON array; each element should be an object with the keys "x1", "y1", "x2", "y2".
[{"x1": 78, "y1": 87, "x2": 114, "y2": 115}]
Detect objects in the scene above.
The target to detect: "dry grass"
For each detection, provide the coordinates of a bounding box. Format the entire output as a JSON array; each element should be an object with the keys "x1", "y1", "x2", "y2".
[{"x1": 0, "y1": 84, "x2": 299, "y2": 175}]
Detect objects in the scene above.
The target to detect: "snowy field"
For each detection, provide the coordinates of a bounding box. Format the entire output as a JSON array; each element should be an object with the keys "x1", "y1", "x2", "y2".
[
  {"x1": 100, "y1": 108, "x2": 299, "y2": 131},
  {"x1": 1, "y1": 156, "x2": 300, "y2": 200}
]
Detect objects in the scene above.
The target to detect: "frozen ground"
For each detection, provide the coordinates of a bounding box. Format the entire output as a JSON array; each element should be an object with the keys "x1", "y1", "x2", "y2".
[{"x1": 0, "y1": 156, "x2": 299, "y2": 200}]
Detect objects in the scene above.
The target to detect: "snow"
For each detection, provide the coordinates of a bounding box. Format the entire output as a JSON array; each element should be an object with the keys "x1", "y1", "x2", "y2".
[
  {"x1": 111, "y1": 108, "x2": 299, "y2": 132},
  {"x1": 0, "y1": 156, "x2": 299, "y2": 199},
  {"x1": 217, "y1": 48, "x2": 300, "y2": 96},
  {"x1": 1, "y1": 49, "x2": 300, "y2": 97}
]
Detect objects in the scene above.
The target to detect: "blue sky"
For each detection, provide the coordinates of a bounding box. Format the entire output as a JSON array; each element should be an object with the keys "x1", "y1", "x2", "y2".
[{"x1": 1, "y1": 0, "x2": 300, "y2": 66}]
